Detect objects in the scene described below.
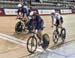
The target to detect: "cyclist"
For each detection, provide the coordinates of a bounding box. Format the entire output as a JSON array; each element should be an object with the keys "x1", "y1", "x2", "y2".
[
  {"x1": 17, "y1": 3, "x2": 31, "y2": 26},
  {"x1": 51, "y1": 10, "x2": 63, "y2": 28},
  {"x1": 23, "y1": 5, "x2": 31, "y2": 23},
  {"x1": 29, "y1": 11, "x2": 44, "y2": 45},
  {"x1": 17, "y1": 3, "x2": 24, "y2": 19}
]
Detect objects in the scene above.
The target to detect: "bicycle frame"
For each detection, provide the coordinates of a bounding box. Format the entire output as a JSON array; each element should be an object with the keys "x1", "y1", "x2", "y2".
[
  {"x1": 31, "y1": 30, "x2": 38, "y2": 39},
  {"x1": 54, "y1": 24, "x2": 62, "y2": 36},
  {"x1": 18, "y1": 18, "x2": 27, "y2": 29}
]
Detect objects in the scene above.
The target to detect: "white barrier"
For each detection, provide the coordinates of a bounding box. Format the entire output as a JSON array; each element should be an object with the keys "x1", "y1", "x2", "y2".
[
  {"x1": 38, "y1": 9, "x2": 55, "y2": 14},
  {"x1": 4, "y1": 9, "x2": 17, "y2": 15},
  {"x1": 60, "y1": 9, "x2": 72, "y2": 14},
  {"x1": 2, "y1": 8, "x2": 74, "y2": 16}
]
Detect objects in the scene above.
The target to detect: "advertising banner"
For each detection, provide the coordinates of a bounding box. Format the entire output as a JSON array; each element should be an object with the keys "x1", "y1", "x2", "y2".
[
  {"x1": 4, "y1": 9, "x2": 17, "y2": 15},
  {"x1": 38, "y1": 9, "x2": 55, "y2": 15},
  {"x1": 60, "y1": 9, "x2": 72, "y2": 14}
]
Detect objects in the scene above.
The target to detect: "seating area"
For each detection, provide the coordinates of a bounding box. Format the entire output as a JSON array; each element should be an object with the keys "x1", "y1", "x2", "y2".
[{"x1": 0, "y1": 0, "x2": 75, "y2": 9}]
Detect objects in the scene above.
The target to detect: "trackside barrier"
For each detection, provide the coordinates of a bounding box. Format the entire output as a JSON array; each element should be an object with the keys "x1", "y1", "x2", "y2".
[
  {"x1": 72, "y1": 9, "x2": 75, "y2": 13},
  {"x1": 0, "y1": 33, "x2": 75, "y2": 58},
  {"x1": 4, "y1": 9, "x2": 17, "y2": 15},
  {"x1": 60, "y1": 9, "x2": 72, "y2": 14},
  {"x1": 0, "y1": 8, "x2": 5, "y2": 16},
  {"x1": 0, "y1": 8, "x2": 75, "y2": 16}
]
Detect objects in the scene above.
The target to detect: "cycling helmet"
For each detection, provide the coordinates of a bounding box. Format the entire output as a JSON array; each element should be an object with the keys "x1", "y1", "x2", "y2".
[
  {"x1": 29, "y1": 11, "x2": 34, "y2": 16},
  {"x1": 17, "y1": 4, "x2": 22, "y2": 7}
]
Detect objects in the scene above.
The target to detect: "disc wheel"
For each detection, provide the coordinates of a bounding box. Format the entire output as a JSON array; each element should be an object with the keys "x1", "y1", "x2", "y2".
[
  {"x1": 61, "y1": 28, "x2": 66, "y2": 43},
  {"x1": 42, "y1": 33, "x2": 50, "y2": 50}
]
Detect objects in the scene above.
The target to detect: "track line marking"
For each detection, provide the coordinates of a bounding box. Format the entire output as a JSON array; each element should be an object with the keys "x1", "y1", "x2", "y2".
[{"x1": 0, "y1": 33, "x2": 68, "y2": 57}]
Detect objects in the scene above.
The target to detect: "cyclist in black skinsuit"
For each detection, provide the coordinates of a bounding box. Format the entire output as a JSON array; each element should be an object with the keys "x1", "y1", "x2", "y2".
[{"x1": 17, "y1": 3, "x2": 25, "y2": 19}]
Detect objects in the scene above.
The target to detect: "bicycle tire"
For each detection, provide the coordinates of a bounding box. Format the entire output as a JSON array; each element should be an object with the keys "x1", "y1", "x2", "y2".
[
  {"x1": 28, "y1": 24, "x2": 34, "y2": 33},
  {"x1": 61, "y1": 28, "x2": 66, "y2": 43},
  {"x1": 27, "y1": 36, "x2": 37, "y2": 53},
  {"x1": 15, "y1": 22, "x2": 23, "y2": 33},
  {"x1": 53, "y1": 30, "x2": 59, "y2": 44},
  {"x1": 42, "y1": 33, "x2": 50, "y2": 50}
]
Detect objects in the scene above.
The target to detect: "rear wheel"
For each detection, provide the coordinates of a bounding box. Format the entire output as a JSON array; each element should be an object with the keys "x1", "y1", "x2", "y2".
[
  {"x1": 61, "y1": 28, "x2": 66, "y2": 43},
  {"x1": 27, "y1": 36, "x2": 37, "y2": 53},
  {"x1": 42, "y1": 33, "x2": 50, "y2": 50},
  {"x1": 15, "y1": 22, "x2": 23, "y2": 33},
  {"x1": 53, "y1": 30, "x2": 59, "y2": 44}
]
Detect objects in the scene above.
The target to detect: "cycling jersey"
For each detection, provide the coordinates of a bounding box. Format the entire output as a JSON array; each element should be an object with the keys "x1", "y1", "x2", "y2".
[
  {"x1": 51, "y1": 13, "x2": 63, "y2": 26},
  {"x1": 51, "y1": 13, "x2": 61, "y2": 20},
  {"x1": 17, "y1": 7, "x2": 25, "y2": 17},
  {"x1": 28, "y1": 15, "x2": 44, "y2": 30}
]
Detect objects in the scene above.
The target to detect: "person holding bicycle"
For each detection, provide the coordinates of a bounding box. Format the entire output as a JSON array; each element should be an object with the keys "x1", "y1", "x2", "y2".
[{"x1": 29, "y1": 11, "x2": 44, "y2": 45}]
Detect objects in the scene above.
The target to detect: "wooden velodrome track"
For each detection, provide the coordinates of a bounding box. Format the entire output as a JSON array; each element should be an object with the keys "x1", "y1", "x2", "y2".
[{"x1": 0, "y1": 14, "x2": 75, "y2": 58}]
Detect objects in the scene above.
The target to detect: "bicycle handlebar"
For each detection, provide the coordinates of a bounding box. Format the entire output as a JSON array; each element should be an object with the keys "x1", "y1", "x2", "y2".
[{"x1": 31, "y1": 27, "x2": 45, "y2": 34}]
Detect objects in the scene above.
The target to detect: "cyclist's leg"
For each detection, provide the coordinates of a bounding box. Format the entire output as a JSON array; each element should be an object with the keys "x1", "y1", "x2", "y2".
[
  {"x1": 61, "y1": 17, "x2": 63, "y2": 29},
  {"x1": 56, "y1": 19, "x2": 59, "y2": 34},
  {"x1": 23, "y1": 13, "x2": 29, "y2": 23},
  {"x1": 37, "y1": 29, "x2": 43, "y2": 45}
]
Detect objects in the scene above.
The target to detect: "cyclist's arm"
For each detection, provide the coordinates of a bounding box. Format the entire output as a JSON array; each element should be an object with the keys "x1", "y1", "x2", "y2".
[
  {"x1": 57, "y1": 15, "x2": 62, "y2": 24},
  {"x1": 51, "y1": 15, "x2": 54, "y2": 26},
  {"x1": 17, "y1": 10, "x2": 19, "y2": 18}
]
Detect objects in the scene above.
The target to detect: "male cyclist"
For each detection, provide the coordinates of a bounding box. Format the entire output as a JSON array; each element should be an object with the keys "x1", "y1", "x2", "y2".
[
  {"x1": 23, "y1": 5, "x2": 31, "y2": 23},
  {"x1": 17, "y1": 3, "x2": 24, "y2": 19},
  {"x1": 28, "y1": 11, "x2": 44, "y2": 45},
  {"x1": 17, "y1": 3, "x2": 31, "y2": 26},
  {"x1": 51, "y1": 10, "x2": 63, "y2": 28},
  {"x1": 51, "y1": 10, "x2": 63, "y2": 34}
]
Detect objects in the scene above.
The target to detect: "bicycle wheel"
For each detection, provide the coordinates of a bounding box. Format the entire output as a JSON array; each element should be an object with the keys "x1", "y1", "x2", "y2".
[
  {"x1": 42, "y1": 33, "x2": 50, "y2": 50},
  {"x1": 53, "y1": 30, "x2": 59, "y2": 44},
  {"x1": 27, "y1": 36, "x2": 37, "y2": 53},
  {"x1": 15, "y1": 22, "x2": 23, "y2": 33},
  {"x1": 61, "y1": 28, "x2": 66, "y2": 43},
  {"x1": 28, "y1": 23, "x2": 34, "y2": 33}
]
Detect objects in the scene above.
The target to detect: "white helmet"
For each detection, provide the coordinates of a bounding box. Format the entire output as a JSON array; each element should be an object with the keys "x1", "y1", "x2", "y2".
[
  {"x1": 17, "y1": 4, "x2": 22, "y2": 7},
  {"x1": 29, "y1": 11, "x2": 34, "y2": 16}
]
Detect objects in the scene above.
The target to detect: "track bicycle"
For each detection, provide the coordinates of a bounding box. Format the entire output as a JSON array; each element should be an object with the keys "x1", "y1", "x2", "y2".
[
  {"x1": 27, "y1": 29, "x2": 50, "y2": 53},
  {"x1": 15, "y1": 18, "x2": 33, "y2": 34},
  {"x1": 52, "y1": 24, "x2": 66, "y2": 44}
]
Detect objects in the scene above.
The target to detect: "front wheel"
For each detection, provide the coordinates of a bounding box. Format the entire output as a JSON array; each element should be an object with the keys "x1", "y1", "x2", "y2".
[
  {"x1": 53, "y1": 30, "x2": 59, "y2": 44},
  {"x1": 15, "y1": 22, "x2": 23, "y2": 33},
  {"x1": 27, "y1": 36, "x2": 37, "y2": 53}
]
